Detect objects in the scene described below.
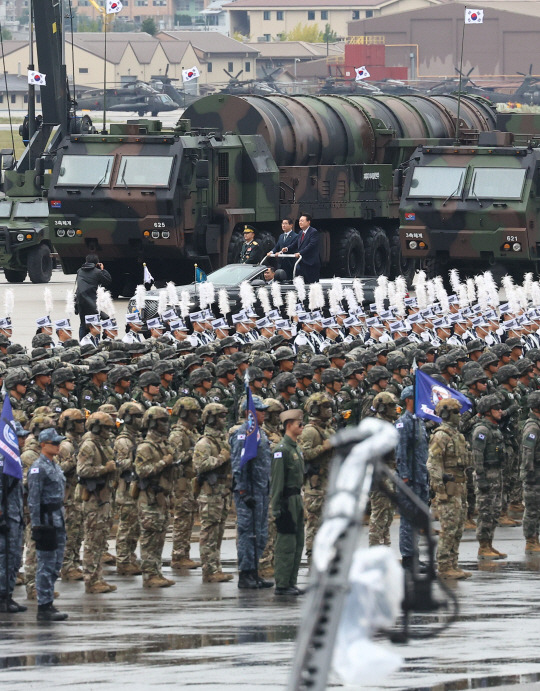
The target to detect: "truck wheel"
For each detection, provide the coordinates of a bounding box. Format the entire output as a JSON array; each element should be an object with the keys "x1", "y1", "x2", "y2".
[
  {"x1": 365, "y1": 227, "x2": 391, "y2": 277},
  {"x1": 389, "y1": 232, "x2": 418, "y2": 286},
  {"x1": 331, "y1": 228, "x2": 365, "y2": 277},
  {"x1": 227, "y1": 231, "x2": 244, "y2": 263},
  {"x1": 4, "y1": 268, "x2": 27, "y2": 283},
  {"x1": 27, "y1": 244, "x2": 53, "y2": 283}
]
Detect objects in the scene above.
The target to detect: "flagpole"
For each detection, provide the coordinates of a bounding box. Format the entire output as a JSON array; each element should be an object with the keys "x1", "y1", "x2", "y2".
[
  {"x1": 102, "y1": 11, "x2": 107, "y2": 135},
  {"x1": 455, "y1": 7, "x2": 467, "y2": 142}
]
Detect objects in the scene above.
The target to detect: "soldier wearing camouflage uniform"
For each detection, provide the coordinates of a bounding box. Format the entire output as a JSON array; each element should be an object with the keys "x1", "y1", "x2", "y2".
[
  {"x1": 520, "y1": 391, "x2": 540, "y2": 553},
  {"x1": 369, "y1": 392, "x2": 399, "y2": 547},
  {"x1": 21, "y1": 413, "x2": 55, "y2": 599},
  {"x1": 78, "y1": 359, "x2": 110, "y2": 413},
  {"x1": 0, "y1": 421, "x2": 28, "y2": 614},
  {"x1": 49, "y1": 367, "x2": 79, "y2": 415},
  {"x1": 76, "y1": 411, "x2": 118, "y2": 593},
  {"x1": 208, "y1": 360, "x2": 237, "y2": 427},
  {"x1": 132, "y1": 371, "x2": 161, "y2": 410},
  {"x1": 229, "y1": 396, "x2": 273, "y2": 589},
  {"x1": 360, "y1": 366, "x2": 392, "y2": 419},
  {"x1": 5, "y1": 368, "x2": 30, "y2": 412},
  {"x1": 427, "y1": 398, "x2": 471, "y2": 579},
  {"x1": 57, "y1": 409, "x2": 86, "y2": 581},
  {"x1": 189, "y1": 368, "x2": 214, "y2": 409},
  {"x1": 134, "y1": 407, "x2": 175, "y2": 588},
  {"x1": 28, "y1": 428, "x2": 68, "y2": 622},
  {"x1": 23, "y1": 361, "x2": 53, "y2": 416},
  {"x1": 114, "y1": 402, "x2": 145, "y2": 575},
  {"x1": 169, "y1": 397, "x2": 201, "y2": 569},
  {"x1": 273, "y1": 372, "x2": 300, "y2": 410},
  {"x1": 105, "y1": 366, "x2": 133, "y2": 410},
  {"x1": 338, "y1": 361, "x2": 364, "y2": 427},
  {"x1": 300, "y1": 393, "x2": 335, "y2": 562},
  {"x1": 192, "y1": 403, "x2": 233, "y2": 583},
  {"x1": 155, "y1": 361, "x2": 178, "y2": 407},
  {"x1": 472, "y1": 394, "x2": 507, "y2": 560},
  {"x1": 259, "y1": 398, "x2": 285, "y2": 578},
  {"x1": 495, "y1": 363, "x2": 522, "y2": 526}
]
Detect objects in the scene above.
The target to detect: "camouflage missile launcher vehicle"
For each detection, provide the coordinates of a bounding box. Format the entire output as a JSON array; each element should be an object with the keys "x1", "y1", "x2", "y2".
[
  {"x1": 46, "y1": 93, "x2": 496, "y2": 295},
  {"x1": 399, "y1": 112, "x2": 540, "y2": 279},
  {"x1": 0, "y1": 155, "x2": 53, "y2": 284}
]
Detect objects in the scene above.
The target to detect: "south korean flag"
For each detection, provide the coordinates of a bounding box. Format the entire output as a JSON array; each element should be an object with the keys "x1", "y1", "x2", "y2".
[
  {"x1": 355, "y1": 66, "x2": 370, "y2": 81},
  {"x1": 465, "y1": 8, "x2": 484, "y2": 23}
]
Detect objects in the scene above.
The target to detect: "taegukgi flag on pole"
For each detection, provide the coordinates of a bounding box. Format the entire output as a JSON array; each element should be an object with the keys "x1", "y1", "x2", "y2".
[
  {"x1": 28, "y1": 71, "x2": 46, "y2": 86},
  {"x1": 355, "y1": 66, "x2": 370, "y2": 81},
  {"x1": 182, "y1": 66, "x2": 200, "y2": 82},
  {"x1": 239, "y1": 385, "x2": 260, "y2": 469},
  {"x1": 414, "y1": 369, "x2": 472, "y2": 423},
  {"x1": 0, "y1": 397, "x2": 23, "y2": 480},
  {"x1": 106, "y1": 0, "x2": 123, "y2": 13},
  {"x1": 465, "y1": 8, "x2": 483, "y2": 23}
]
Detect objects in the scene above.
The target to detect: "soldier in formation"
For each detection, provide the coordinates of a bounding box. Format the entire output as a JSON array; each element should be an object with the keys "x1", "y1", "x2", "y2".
[{"x1": 9, "y1": 263, "x2": 540, "y2": 604}]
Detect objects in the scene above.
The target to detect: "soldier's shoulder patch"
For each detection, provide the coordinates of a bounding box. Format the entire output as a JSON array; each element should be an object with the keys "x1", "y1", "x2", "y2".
[
  {"x1": 26, "y1": 396, "x2": 35, "y2": 403},
  {"x1": 252, "y1": 241, "x2": 258, "y2": 246},
  {"x1": 30, "y1": 467, "x2": 39, "y2": 474},
  {"x1": 529, "y1": 433, "x2": 537, "y2": 440},
  {"x1": 84, "y1": 395, "x2": 91, "y2": 400},
  {"x1": 395, "y1": 422, "x2": 404, "y2": 429},
  {"x1": 212, "y1": 396, "x2": 220, "y2": 402},
  {"x1": 336, "y1": 395, "x2": 343, "y2": 403},
  {"x1": 55, "y1": 407, "x2": 62, "y2": 413},
  {"x1": 477, "y1": 433, "x2": 485, "y2": 440},
  {"x1": 237, "y1": 434, "x2": 246, "y2": 440},
  {"x1": 274, "y1": 451, "x2": 283, "y2": 458}
]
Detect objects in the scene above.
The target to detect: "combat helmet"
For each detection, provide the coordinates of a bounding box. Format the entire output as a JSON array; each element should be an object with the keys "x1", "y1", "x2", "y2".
[
  {"x1": 139, "y1": 371, "x2": 161, "y2": 388},
  {"x1": 495, "y1": 363, "x2": 519, "y2": 384},
  {"x1": 274, "y1": 372, "x2": 297, "y2": 392},
  {"x1": 366, "y1": 365, "x2": 391, "y2": 386},
  {"x1": 263, "y1": 398, "x2": 285, "y2": 414},
  {"x1": 28, "y1": 415, "x2": 55, "y2": 436},
  {"x1": 201, "y1": 402, "x2": 228, "y2": 426},
  {"x1": 142, "y1": 406, "x2": 170, "y2": 431},
  {"x1": 215, "y1": 359, "x2": 237, "y2": 378},
  {"x1": 108, "y1": 366, "x2": 133, "y2": 385},
  {"x1": 189, "y1": 367, "x2": 213, "y2": 387},
  {"x1": 171, "y1": 397, "x2": 202, "y2": 419},
  {"x1": 320, "y1": 368, "x2": 344, "y2": 385},
  {"x1": 117, "y1": 402, "x2": 145, "y2": 425},
  {"x1": 52, "y1": 367, "x2": 76, "y2": 386},
  {"x1": 373, "y1": 391, "x2": 398, "y2": 410},
  {"x1": 435, "y1": 398, "x2": 461, "y2": 418},
  {"x1": 86, "y1": 411, "x2": 116, "y2": 433},
  {"x1": 527, "y1": 391, "x2": 540, "y2": 411},
  {"x1": 305, "y1": 392, "x2": 333, "y2": 417},
  {"x1": 477, "y1": 394, "x2": 503, "y2": 415},
  {"x1": 58, "y1": 408, "x2": 86, "y2": 433}
]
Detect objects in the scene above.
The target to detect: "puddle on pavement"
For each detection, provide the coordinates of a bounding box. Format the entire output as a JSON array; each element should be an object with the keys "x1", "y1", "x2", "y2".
[
  {"x1": 0, "y1": 625, "x2": 298, "y2": 670},
  {"x1": 400, "y1": 669, "x2": 540, "y2": 690}
]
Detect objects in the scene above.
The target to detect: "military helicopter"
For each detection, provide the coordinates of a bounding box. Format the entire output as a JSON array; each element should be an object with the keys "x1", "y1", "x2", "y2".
[
  {"x1": 77, "y1": 81, "x2": 178, "y2": 116},
  {"x1": 149, "y1": 65, "x2": 200, "y2": 108},
  {"x1": 217, "y1": 69, "x2": 282, "y2": 96},
  {"x1": 373, "y1": 79, "x2": 425, "y2": 96}
]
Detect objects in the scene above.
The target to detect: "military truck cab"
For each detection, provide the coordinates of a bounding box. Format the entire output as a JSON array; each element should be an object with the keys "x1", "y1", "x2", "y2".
[
  {"x1": 0, "y1": 163, "x2": 53, "y2": 283},
  {"x1": 399, "y1": 130, "x2": 539, "y2": 276}
]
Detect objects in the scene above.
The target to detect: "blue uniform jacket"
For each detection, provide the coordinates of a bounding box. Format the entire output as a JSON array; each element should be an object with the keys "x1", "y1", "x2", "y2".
[
  {"x1": 27, "y1": 453, "x2": 66, "y2": 529},
  {"x1": 229, "y1": 421, "x2": 271, "y2": 495},
  {"x1": 0, "y1": 464, "x2": 23, "y2": 524},
  {"x1": 395, "y1": 411, "x2": 429, "y2": 490}
]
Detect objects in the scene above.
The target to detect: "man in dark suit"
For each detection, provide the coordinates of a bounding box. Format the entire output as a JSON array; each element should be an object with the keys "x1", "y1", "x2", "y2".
[
  {"x1": 281, "y1": 213, "x2": 320, "y2": 284},
  {"x1": 268, "y1": 218, "x2": 298, "y2": 279}
]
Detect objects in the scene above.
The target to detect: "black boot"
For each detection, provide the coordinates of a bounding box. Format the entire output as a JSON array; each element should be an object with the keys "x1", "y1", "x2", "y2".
[
  {"x1": 253, "y1": 570, "x2": 273, "y2": 589},
  {"x1": 237, "y1": 571, "x2": 259, "y2": 590},
  {"x1": 401, "y1": 556, "x2": 413, "y2": 569},
  {"x1": 37, "y1": 602, "x2": 68, "y2": 622},
  {"x1": 0, "y1": 597, "x2": 24, "y2": 613}
]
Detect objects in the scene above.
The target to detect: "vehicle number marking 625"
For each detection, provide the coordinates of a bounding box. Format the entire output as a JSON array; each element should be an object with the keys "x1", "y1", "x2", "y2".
[{"x1": 154, "y1": 222, "x2": 166, "y2": 228}]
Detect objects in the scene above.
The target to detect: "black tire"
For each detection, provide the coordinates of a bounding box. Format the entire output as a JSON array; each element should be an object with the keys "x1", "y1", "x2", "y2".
[
  {"x1": 4, "y1": 268, "x2": 27, "y2": 283},
  {"x1": 389, "y1": 232, "x2": 418, "y2": 287},
  {"x1": 27, "y1": 244, "x2": 53, "y2": 283},
  {"x1": 330, "y1": 227, "x2": 365, "y2": 277},
  {"x1": 227, "y1": 230, "x2": 244, "y2": 263},
  {"x1": 364, "y1": 227, "x2": 391, "y2": 277}
]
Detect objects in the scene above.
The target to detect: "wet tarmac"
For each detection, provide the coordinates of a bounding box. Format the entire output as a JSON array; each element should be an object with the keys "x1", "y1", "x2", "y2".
[{"x1": 2, "y1": 522, "x2": 540, "y2": 690}]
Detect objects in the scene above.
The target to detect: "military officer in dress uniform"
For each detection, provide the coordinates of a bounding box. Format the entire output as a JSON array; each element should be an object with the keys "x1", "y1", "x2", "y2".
[{"x1": 239, "y1": 226, "x2": 263, "y2": 265}]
